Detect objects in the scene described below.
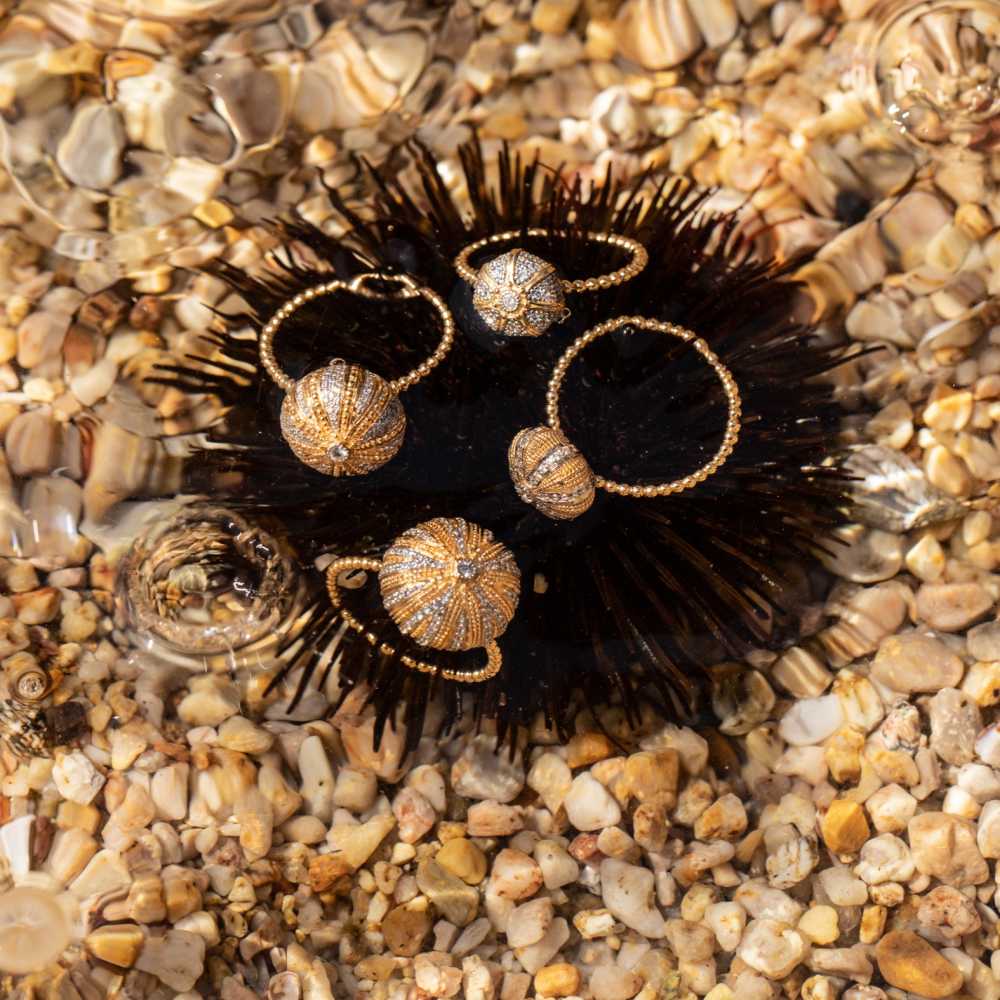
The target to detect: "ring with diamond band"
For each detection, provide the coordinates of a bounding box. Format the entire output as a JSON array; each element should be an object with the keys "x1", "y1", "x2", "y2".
[
  {"x1": 454, "y1": 228, "x2": 648, "y2": 338},
  {"x1": 258, "y1": 271, "x2": 455, "y2": 477},
  {"x1": 324, "y1": 517, "x2": 521, "y2": 683},
  {"x1": 509, "y1": 316, "x2": 743, "y2": 520}
]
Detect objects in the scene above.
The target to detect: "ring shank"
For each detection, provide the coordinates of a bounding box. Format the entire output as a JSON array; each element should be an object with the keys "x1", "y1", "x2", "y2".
[
  {"x1": 546, "y1": 316, "x2": 742, "y2": 498},
  {"x1": 259, "y1": 272, "x2": 455, "y2": 394}
]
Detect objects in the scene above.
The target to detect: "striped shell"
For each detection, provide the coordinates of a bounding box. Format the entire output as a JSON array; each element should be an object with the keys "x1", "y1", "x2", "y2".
[
  {"x1": 379, "y1": 517, "x2": 521, "y2": 652},
  {"x1": 509, "y1": 426, "x2": 596, "y2": 520},
  {"x1": 279, "y1": 361, "x2": 406, "y2": 476},
  {"x1": 472, "y1": 250, "x2": 565, "y2": 337}
]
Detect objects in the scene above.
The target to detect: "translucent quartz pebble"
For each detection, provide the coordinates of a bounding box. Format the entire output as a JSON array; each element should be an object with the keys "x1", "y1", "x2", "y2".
[{"x1": 0, "y1": 886, "x2": 71, "y2": 974}]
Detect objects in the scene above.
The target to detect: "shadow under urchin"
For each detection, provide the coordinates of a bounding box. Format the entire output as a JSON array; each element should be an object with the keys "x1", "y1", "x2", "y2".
[{"x1": 154, "y1": 138, "x2": 852, "y2": 752}]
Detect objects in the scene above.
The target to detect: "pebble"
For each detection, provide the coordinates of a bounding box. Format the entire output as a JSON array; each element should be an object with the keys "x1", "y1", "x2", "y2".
[
  {"x1": 820, "y1": 800, "x2": 869, "y2": 855},
  {"x1": 589, "y1": 966, "x2": 643, "y2": 1000},
  {"x1": 600, "y1": 858, "x2": 666, "y2": 937},
  {"x1": 534, "y1": 840, "x2": 579, "y2": 889},
  {"x1": 134, "y1": 929, "x2": 207, "y2": 993},
  {"x1": 451, "y1": 735, "x2": 525, "y2": 802},
  {"x1": 778, "y1": 695, "x2": 844, "y2": 746},
  {"x1": 382, "y1": 904, "x2": 431, "y2": 957},
  {"x1": 966, "y1": 621, "x2": 1000, "y2": 660},
  {"x1": 738, "y1": 918, "x2": 808, "y2": 979},
  {"x1": 798, "y1": 906, "x2": 839, "y2": 945},
  {"x1": 298, "y1": 735, "x2": 335, "y2": 823},
  {"x1": 564, "y1": 772, "x2": 622, "y2": 831},
  {"x1": 916, "y1": 583, "x2": 994, "y2": 632},
  {"x1": 417, "y1": 859, "x2": 480, "y2": 927},
  {"x1": 875, "y1": 930, "x2": 964, "y2": 999},
  {"x1": 506, "y1": 898, "x2": 553, "y2": 948},
  {"x1": 52, "y1": 751, "x2": 105, "y2": 805},
  {"x1": 437, "y1": 838, "x2": 488, "y2": 885},
  {"x1": 490, "y1": 849, "x2": 544, "y2": 899},
  {"x1": 871, "y1": 634, "x2": 964, "y2": 692},
  {"x1": 176, "y1": 676, "x2": 240, "y2": 727},
  {"x1": 908, "y1": 812, "x2": 989, "y2": 886},
  {"x1": 534, "y1": 963, "x2": 580, "y2": 998},
  {"x1": 928, "y1": 689, "x2": 980, "y2": 765}
]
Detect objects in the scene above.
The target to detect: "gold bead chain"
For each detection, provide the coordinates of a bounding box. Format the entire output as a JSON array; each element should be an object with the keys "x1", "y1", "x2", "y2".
[
  {"x1": 324, "y1": 557, "x2": 503, "y2": 684},
  {"x1": 454, "y1": 228, "x2": 648, "y2": 294},
  {"x1": 545, "y1": 316, "x2": 743, "y2": 498},
  {"x1": 259, "y1": 272, "x2": 455, "y2": 393}
]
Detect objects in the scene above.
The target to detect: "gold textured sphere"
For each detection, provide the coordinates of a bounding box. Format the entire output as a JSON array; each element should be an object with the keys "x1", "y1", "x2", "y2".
[
  {"x1": 279, "y1": 361, "x2": 406, "y2": 476},
  {"x1": 509, "y1": 426, "x2": 596, "y2": 520},
  {"x1": 472, "y1": 249, "x2": 566, "y2": 337},
  {"x1": 379, "y1": 517, "x2": 521, "y2": 652}
]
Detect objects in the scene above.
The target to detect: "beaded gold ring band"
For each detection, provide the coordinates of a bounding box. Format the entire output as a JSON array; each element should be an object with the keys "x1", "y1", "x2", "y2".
[
  {"x1": 324, "y1": 517, "x2": 521, "y2": 683},
  {"x1": 454, "y1": 228, "x2": 649, "y2": 338},
  {"x1": 259, "y1": 271, "x2": 455, "y2": 477},
  {"x1": 509, "y1": 316, "x2": 743, "y2": 520}
]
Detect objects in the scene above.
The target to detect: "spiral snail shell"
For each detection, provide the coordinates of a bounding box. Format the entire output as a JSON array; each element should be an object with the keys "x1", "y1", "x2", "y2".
[{"x1": 6, "y1": 653, "x2": 52, "y2": 704}]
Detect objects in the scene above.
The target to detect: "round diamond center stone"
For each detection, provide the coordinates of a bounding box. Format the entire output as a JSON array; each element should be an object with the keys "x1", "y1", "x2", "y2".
[
  {"x1": 327, "y1": 442, "x2": 350, "y2": 462},
  {"x1": 455, "y1": 559, "x2": 479, "y2": 580},
  {"x1": 499, "y1": 289, "x2": 522, "y2": 314}
]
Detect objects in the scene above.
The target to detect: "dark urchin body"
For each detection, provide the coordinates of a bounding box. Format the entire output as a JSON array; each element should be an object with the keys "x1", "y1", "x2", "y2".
[{"x1": 157, "y1": 139, "x2": 850, "y2": 751}]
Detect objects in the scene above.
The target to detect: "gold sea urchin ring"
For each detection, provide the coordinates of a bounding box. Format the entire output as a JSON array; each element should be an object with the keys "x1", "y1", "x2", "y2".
[
  {"x1": 454, "y1": 229, "x2": 648, "y2": 338},
  {"x1": 509, "y1": 316, "x2": 743, "y2": 520},
  {"x1": 324, "y1": 517, "x2": 521, "y2": 683},
  {"x1": 259, "y1": 272, "x2": 455, "y2": 476}
]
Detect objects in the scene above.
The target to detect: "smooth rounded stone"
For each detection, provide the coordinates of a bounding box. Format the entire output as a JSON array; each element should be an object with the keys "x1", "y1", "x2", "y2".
[
  {"x1": 69, "y1": 358, "x2": 117, "y2": 407},
  {"x1": 216, "y1": 716, "x2": 274, "y2": 754},
  {"x1": 734, "y1": 882, "x2": 804, "y2": 924},
  {"x1": 908, "y1": 812, "x2": 988, "y2": 885},
  {"x1": 56, "y1": 100, "x2": 125, "y2": 190},
  {"x1": 821, "y1": 800, "x2": 869, "y2": 855},
  {"x1": 405, "y1": 765, "x2": 446, "y2": 813},
  {"x1": 976, "y1": 799, "x2": 1000, "y2": 857},
  {"x1": 298, "y1": 734, "x2": 334, "y2": 824},
  {"x1": 738, "y1": 918, "x2": 808, "y2": 980},
  {"x1": 624, "y1": 749, "x2": 680, "y2": 807},
  {"x1": 694, "y1": 793, "x2": 747, "y2": 841},
  {"x1": 331, "y1": 765, "x2": 377, "y2": 814},
  {"x1": 437, "y1": 838, "x2": 488, "y2": 885},
  {"x1": 451, "y1": 734, "x2": 524, "y2": 803},
  {"x1": 534, "y1": 840, "x2": 579, "y2": 890},
  {"x1": 778, "y1": 695, "x2": 844, "y2": 746},
  {"x1": 798, "y1": 906, "x2": 839, "y2": 946},
  {"x1": 967, "y1": 621, "x2": 1000, "y2": 661},
  {"x1": 392, "y1": 787, "x2": 435, "y2": 845},
  {"x1": 821, "y1": 527, "x2": 903, "y2": 584},
  {"x1": 615, "y1": 0, "x2": 702, "y2": 69},
  {"x1": 490, "y1": 848, "x2": 544, "y2": 899},
  {"x1": 905, "y1": 533, "x2": 945, "y2": 582},
  {"x1": 417, "y1": 859, "x2": 479, "y2": 927},
  {"x1": 916, "y1": 583, "x2": 994, "y2": 632},
  {"x1": 962, "y1": 662, "x2": 1000, "y2": 707},
  {"x1": 958, "y1": 762, "x2": 1000, "y2": 802},
  {"x1": 765, "y1": 830, "x2": 819, "y2": 889},
  {"x1": 45, "y1": 827, "x2": 98, "y2": 885},
  {"x1": 589, "y1": 966, "x2": 643, "y2": 1000},
  {"x1": 600, "y1": 858, "x2": 666, "y2": 938},
  {"x1": 705, "y1": 901, "x2": 746, "y2": 951},
  {"x1": 834, "y1": 670, "x2": 885, "y2": 732},
  {"x1": 85, "y1": 923, "x2": 145, "y2": 969},
  {"x1": 875, "y1": 930, "x2": 963, "y2": 999},
  {"x1": 665, "y1": 919, "x2": 716, "y2": 960},
  {"x1": 259, "y1": 764, "x2": 302, "y2": 826},
  {"x1": 506, "y1": 897, "x2": 554, "y2": 948},
  {"x1": 382, "y1": 903, "x2": 432, "y2": 957},
  {"x1": 281, "y1": 815, "x2": 326, "y2": 845},
  {"x1": 70, "y1": 848, "x2": 131, "y2": 900},
  {"x1": 535, "y1": 963, "x2": 581, "y2": 998},
  {"x1": 918, "y1": 885, "x2": 982, "y2": 940},
  {"x1": 564, "y1": 772, "x2": 621, "y2": 831},
  {"x1": 52, "y1": 750, "x2": 106, "y2": 805},
  {"x1": 816, "y1": 867, "x2": 868, "y2": 906},
  {"x1": 134, "y1": 928, "x2": 206, "y2": 993},
  {"x1": 975, "y1": 723, "x2": 1000, "y2": 767},
  {"x1": 854, "y1": 834, "x2": 915, "y2": 885},
  {"x1": 466, "y1": 801, "x2": 523, "y2": 837},
  {"x1": 329, "y1": 813, "x2": 395, "y2": 869},
  {"x1": 714, "y1": 670, "x2": 775, "y2": 735},
  {"x1": 770, "y1": 647, "x2": 833, "y2": 698},
  {"x1": 527, "y1": 753, "x2": 572, "y2": 814},
  {"x1": 865, "y1": 783, "x2": 917, "y2": 834},
  {"x1": 17, "y1": 311, "x2": 69, "y2": 370},
  {"x1": 928, "y1": 689, "x2": 980, "y2": 765},
  {"x1": 515, "y1": 916, "x2": 570, "y2": 975},
  {"x1": 177, "y1": 676, "x2": 240, "y2": 727},
  {"x1": 825, "y1": 726, "x2": 863, "y2": 784},
  {"x1": 871, "y1": 633, "x2": 963, "y2": 693}
]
